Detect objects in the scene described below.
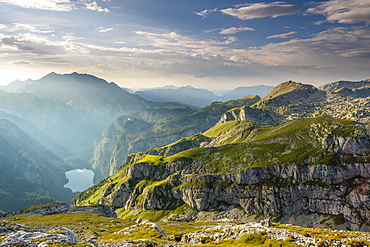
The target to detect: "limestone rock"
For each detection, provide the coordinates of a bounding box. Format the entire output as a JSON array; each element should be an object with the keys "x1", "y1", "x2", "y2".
[{"x1": 0, "y1": 227, "x2": 78, "y2": 247}]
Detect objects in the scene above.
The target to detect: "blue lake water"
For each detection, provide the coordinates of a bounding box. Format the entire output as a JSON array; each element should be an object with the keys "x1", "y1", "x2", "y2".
[{"x1": 64, "y1": 169, "x2": 94, "y2": 192}]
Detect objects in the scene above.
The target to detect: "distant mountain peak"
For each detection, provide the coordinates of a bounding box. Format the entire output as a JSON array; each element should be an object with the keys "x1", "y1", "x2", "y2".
[
  {"x1": 182, "y1": 85, "x2": 195, "y2": 89},
  {"x1": 319, "y1": 78, "x2": 370, "y2": 91},
  {"x1": 255, "y1": 80, "x2": 325, "y2": 107}
]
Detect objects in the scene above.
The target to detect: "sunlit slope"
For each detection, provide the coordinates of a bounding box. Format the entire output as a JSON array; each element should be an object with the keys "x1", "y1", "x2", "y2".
[
  {"x1": 7, "y1": 203, "x2": 370, "y2": 246},
  {"x1": 73, "y1": 117, "x2": 370, "y2": 230},
  {"x1": 219, "y1": 80, "x2": 370, "y2": 125}
]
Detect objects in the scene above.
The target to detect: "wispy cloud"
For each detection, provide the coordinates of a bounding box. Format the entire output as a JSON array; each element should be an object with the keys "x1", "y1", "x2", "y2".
[
  {"x1": 0, "y1": 0, "x2": 75, "y2": 11},
  {"x1": 0, "y1": 0, "x2": 110, "y2": 13},
  {"x1": 267, "y1": 31, "x2": 297, "y2": 39},
  {"x1": 10, "y1": 60, "x2": 32, "y2": 65},
  {"x1": 133, "y1": 31, "x2": 237, "y2": 50},
  {"x1": 2, "y1": 23, "x2": 54, "y2": 34},
  {"x1": 98, "y1": 27, "x2": 114, "y2": 33},
  {"x1": 250, "y1": 27, "x2": 370, "y2": 67},
  {"x1": 220, "y1": 27, "x2": 255, "y2": 35},
  {"x1": 194, "y1": 8, "x2": 218, "y2": 18},
  {"x1": 221, "y1": 2, "x2": 300, "y2": 20},
  {"x1": 307, "y1": 0, "x2": 370, "y2": 24}
]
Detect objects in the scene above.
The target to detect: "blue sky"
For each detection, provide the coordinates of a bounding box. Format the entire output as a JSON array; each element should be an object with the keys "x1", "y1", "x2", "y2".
[{"x1": 0, "y1": 0, "x2": 369, "y2": 91}]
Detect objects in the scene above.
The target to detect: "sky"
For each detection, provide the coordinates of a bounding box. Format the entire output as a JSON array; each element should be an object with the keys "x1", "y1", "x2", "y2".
[{"x1": 0, "y1": 0, "x2": 369, "y2": 92}]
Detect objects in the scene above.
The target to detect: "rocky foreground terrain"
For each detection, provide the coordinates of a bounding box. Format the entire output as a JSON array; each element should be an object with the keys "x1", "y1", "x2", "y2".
[{"x1": 1, "y1": 203, "x2": 370, "y2": 246}]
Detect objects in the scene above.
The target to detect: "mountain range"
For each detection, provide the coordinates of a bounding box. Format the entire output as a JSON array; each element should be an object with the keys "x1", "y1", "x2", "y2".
[
  {"x1": 134, "y1": 84, "x2": 274, "y2": 108},
  {"x1": 73, "y1": 78, "x2": 370, "y2": 232},
  {"x1": 1, "y1": 73, "x2": 370, "y2": 234}
]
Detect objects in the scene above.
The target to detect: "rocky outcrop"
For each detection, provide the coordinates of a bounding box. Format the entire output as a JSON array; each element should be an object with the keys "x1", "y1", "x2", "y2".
[
  {"x1": 255, "y1": 81, "x2": 326, "y2": 108},
  {"x1": 219, "y1": 81, "x2": 370, "y2": 125},
  {"x1": 319, "y1": 79, "x2": 370, "y2": 91},
  {"x1": 147, "y1": 134, "x2": 212, "y2": 157},
  {"x1": 96, "y1": 161, "x2": 370, "y2": 231},
  {"x1": 1, "y1": 219, "x2": 78, "y2": 247},
  {"x1": 0, "y1": 226, "x2": 78, "y2": 247},
  {"x1": 217, "y1": 106, "x2": 283, "y2": 126},
  {"x1": 178, "y1": 220, "x2": 370, "y2": 246},
  {"x1": 333, "y1": 86, "x2": 370, "y2": 98},
  {"x1": 1, "y1": 203, "x2": 117, "y2": 218}
]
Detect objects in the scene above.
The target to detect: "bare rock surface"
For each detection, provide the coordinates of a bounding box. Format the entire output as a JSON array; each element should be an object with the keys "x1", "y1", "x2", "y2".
[
  {"x1": 0, "y1": 226, "x2": 78, "y2": 247},
  {"x1": 1, "y1": 203, "x2": 117, "y2": 218}
]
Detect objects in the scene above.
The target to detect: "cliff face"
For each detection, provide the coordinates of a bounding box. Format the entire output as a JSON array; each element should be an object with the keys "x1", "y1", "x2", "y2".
[
  {"x1": 74, "y1": 117, "x2": 370, "y2": 231},
  {"x1": 105, "y1": 162, "x2": 370, "y2": 231}
]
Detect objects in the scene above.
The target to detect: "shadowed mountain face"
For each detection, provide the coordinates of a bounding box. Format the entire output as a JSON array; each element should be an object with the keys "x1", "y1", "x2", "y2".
[
  {"x1": 9, "y1": 72, "x2": 152, "y2": 126},
  {"x1": 0, "y1": 119, "x2": 73, "y2": 213}
]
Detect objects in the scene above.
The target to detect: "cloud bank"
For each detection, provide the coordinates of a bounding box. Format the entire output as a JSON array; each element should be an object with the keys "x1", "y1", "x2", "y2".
[{"x1": 307, "y1": 0, "x2": 370, "y2": 24}]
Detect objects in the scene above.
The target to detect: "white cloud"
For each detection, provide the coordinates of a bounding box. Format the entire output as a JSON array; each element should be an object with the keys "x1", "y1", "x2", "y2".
[
  {"x1": 220, "y1": 27, "x2": 255, "y2": 34},
  {"x1": 307, "y1": 0, "x2": 370, "y2": 24},
  {"x1": 0, "y1": 0, "x2": 110, "y2": 13},
  {"x1": 266, "y1": 31, "x2": 297, "y2": 39},
  {"x1": 85, "y1": 1, "x2": 109, "y2": 13},
  {"x1": 0, "y1": 0, "x2": 75, "y2": 11},
  {"x1": 10, "y1": 60, "x2": 32, "y2": 65},
  {"x1": 221, "y1": 2, "x2": 300, "y2": 20},
  {"x1": 133, "y1": 31, "x2": 238, "y2": 50},
  {"x1": 14, "y1": 23, "x2": 55, "y2": 33},
  {"x1": 194, "y1": 8, "x2": 218, "y2": 18},
  {"x1": 248, "y1": 27, "x2": 370, "y2": 67},
  {"x1": 0, "y1": 32, "x2": 89, "y2": 56},
  {"x1": 0, "y1": 23, "x2": 54, "y2": 33},
  {"x1": 98, "y1": 27, "x2": 114, "y2": 33}
]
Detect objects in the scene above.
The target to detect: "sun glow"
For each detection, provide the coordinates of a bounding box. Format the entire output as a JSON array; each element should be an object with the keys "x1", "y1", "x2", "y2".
[{"x1": 0, "y1": 69, "x2": 35, "y2": 86}]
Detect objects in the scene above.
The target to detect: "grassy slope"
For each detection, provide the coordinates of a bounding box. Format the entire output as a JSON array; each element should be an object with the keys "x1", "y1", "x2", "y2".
[
  {"x1": 74, "y1": 117, "x2": 364, "y2": 209},
  {"x1": 2, "y1": 209, "x2": 370, "y2": 246},
  {"x1": 142, "y1": 117, "x2": 356, "y2": 172}
]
